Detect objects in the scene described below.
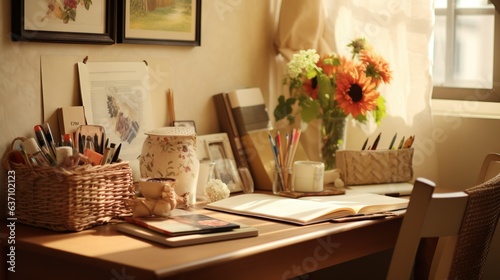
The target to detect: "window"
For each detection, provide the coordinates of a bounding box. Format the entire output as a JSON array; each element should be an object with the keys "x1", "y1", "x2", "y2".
[{"x1": 432, "y1": 0, "x2": 500, "y2": 102}]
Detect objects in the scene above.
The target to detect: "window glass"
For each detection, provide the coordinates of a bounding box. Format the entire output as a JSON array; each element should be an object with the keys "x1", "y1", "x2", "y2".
[{"x1": 433, "y1": 0, "x2": 495, "y2": 90}]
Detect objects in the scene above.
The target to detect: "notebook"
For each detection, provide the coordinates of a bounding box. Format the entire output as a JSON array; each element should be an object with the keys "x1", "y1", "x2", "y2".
[
  {"x1": 124, "y1": 214, "x2": 240, "y2": 237},
  {"x1": 344, "y1": 182, "x2": 413, "y2": 197},
  {"x1": 116, "y1": 223, "x2": 258, "y2": 247}
]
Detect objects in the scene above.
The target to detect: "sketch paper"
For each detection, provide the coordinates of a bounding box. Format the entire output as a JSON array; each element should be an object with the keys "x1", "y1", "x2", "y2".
[{"x1": 78, "y1": 61, "x2": 153, "y2": 164}]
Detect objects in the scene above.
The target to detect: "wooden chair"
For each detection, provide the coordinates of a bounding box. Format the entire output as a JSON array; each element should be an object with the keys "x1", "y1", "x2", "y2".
[{"x1": 387, "y1": 154, "x2": 500, "y2": 280}]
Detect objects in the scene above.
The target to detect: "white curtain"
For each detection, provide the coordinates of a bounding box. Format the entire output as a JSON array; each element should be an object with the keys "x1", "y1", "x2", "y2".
[{"x1": 272, "y1": 0, "x2": 438, "y2": 181}]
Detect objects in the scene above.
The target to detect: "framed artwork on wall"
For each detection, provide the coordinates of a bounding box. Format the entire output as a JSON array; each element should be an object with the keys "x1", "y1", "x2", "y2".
[
  {"x1": 11, "y1": 0, "x2": 116, "y2": 44},
  {"x1": 117, "y1": 0, "x2": 202, "y2": 46}
]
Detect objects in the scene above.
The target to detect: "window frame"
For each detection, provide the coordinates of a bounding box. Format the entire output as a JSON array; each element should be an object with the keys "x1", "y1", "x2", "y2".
[{"x1": 432, "y1": 2, "x2": 500, "y2": 102}]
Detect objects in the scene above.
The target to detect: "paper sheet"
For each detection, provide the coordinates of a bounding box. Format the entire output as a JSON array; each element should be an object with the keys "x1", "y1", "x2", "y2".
[{"x1": 77, "y1": 61, "x2": 153, "y2": 166}]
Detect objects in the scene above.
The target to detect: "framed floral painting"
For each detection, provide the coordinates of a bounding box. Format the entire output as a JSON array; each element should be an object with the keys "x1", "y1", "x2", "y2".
[
  {"x1": 11, "y1": 0, "x2": 115, "y2": 44},
  {"x1": 117, "y1": 0, "x2": 202, "y2": 46}
]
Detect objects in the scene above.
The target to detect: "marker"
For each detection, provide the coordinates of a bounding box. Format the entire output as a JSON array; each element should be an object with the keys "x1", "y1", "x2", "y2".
[
  {"x1": 397, "y1": 136, "x2": 405, "y2": 149},
  {"x1": 111, "y1": 143, "x2": 121, "y2": 163},
  {"x1": 106, "y1": 143, "x2": 116, "y2": 164},
  {"x1": 403, "y1": 135, "x2": 415, "y2": 148},
  {"x1": 388, "y1": 133, "x2": 397, "y2": 150},
  {"x1": 34, "y1": 125, "x2": 56, "y2": 165},
  {"x1": 361, "y1": 137, "x2": 368, "y2": 150},
  {"x1": 42, "y1": 123, "x2": 57, "y2": 158},
  {"x1": 371, "y1": 133, "x2": 381, "y2": 150}
]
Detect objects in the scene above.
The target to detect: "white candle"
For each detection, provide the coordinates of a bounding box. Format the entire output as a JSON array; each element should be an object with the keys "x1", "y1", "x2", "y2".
[{"x1": 292, "y1": 161, "x2": 324, "y2": 192}]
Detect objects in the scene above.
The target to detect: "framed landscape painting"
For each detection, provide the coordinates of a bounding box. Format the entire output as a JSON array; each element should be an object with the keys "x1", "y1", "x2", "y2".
[
  {"x1": 11, "y1": 0, "x2": 115, "y2": 44},
  {"x1": 118, "y1": 0, "x2": 201, "y2": 46}
]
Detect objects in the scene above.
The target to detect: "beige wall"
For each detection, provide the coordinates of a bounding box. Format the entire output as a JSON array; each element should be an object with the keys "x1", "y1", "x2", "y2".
[
  {"x1": 0, "y1": 1, "x2": 275, "y2": 176},
  {"x1": 1, "y1": 1, "x2": 500, "y2": 278}
]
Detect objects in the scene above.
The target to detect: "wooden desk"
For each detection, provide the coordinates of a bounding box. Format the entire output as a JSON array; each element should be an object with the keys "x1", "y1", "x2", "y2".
[{"x1": 1, "y1": 208, "x2": 402, "y2": 280}]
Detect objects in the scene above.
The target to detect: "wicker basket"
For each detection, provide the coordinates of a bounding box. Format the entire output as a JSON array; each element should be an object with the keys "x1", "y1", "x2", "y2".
[
  {"x1": 336, "y1": 149, "x2": 414, "y2": 186},
  {"x1": 3, "y1": 138, "x2": 135, "y2": 231}
]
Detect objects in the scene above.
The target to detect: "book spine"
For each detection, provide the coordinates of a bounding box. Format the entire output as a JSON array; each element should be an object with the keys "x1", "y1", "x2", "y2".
[{"x1": 213, "y1": 93, "x2": 249, "y2": 169}]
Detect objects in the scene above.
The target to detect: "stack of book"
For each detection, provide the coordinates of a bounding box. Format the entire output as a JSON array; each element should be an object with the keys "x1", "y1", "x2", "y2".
[
  {"x1": 116, "y1": 210, "x2": 258, "y2": 247},
  {"x1": 213, "y1": 87, "x2": 309, "y2": 191}
]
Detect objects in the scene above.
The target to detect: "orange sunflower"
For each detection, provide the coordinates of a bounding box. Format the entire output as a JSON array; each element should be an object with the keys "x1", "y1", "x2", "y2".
[
  {"x1": 335, "y1": 66, "x2": 380, "y2": 118},
  {"x1": 302, "y1": 77, "x2": 319, "y2": 99},
  {"x1": 359, "y1": 50, "x2": 392, "y2": 85}
]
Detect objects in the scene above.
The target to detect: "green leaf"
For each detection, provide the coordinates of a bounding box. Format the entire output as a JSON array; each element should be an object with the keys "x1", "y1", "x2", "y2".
[
  {"x1": 274, "y1": 95, "x2": 295, "y2": 122},
  {"x1": 374, "y1": 96, "x2": 387, "y2": 125},
  {"x1": 317, "y1": 73, "x2": 334, "y2": 105},
  {"x1": 300, "y1": 98, "x2": 321, "y2": 123}
]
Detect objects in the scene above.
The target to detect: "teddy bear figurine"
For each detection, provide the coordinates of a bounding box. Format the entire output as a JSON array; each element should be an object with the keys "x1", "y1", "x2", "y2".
[{"x1": 128, "y1": 178, "x2": 190, "y2": 217}]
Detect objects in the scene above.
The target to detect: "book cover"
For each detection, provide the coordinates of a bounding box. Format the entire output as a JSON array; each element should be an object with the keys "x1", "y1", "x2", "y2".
[
  {"x1": 213, "y1": 93, "x2": 249, "y2": 169},
  {"x1": 116, "y1": 222, "x2": 258, "y2": 247},
  {"x1": 57, "y1": 106, "x2": 87, "y2": 137},
  {"x1": 124, "y1": 214, "x2": 241, "y2": 236},
  {"x1": 227, "y1": 88, "x2": 271, "y2": 136},
  {"x1": 205, "y1": 193, "x2": 408, "y2": 225}
]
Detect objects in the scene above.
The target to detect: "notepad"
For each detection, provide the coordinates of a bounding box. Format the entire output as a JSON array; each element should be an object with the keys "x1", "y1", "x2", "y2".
[
  {"x1": 116, "y1": 223, "x2": 258, "y2": 247},
  {"x1": 124, "y1": 213, "x2": 240, "y2": 237},
  {"x1": 205, "y1": 193, "x2": 408, "y2": 225}
]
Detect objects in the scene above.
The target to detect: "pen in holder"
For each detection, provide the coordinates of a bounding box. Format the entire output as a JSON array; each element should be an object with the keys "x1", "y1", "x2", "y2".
[
  {"x1": 268, "y1": 129, "x2": 302, "y2": 195},
  {"x1": 272, "y1": 166, "x2": 292, "y2": 194}
]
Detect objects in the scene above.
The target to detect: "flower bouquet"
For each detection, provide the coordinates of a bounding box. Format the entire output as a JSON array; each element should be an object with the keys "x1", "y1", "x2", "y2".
[{"x1": 274, "y1": 38, "x2": 392, "y2": 170}]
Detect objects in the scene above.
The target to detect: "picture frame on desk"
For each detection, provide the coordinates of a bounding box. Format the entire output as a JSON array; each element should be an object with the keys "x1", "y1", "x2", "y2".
[
  {"x1": 117, "y1": 0, "x2": 202, "y2": 46},
  {"x1": 11, "y1": 0, "x2": 116, "y2": 44},
  {"x1": 197, "y1": 133, "x2": 243, "y2": 193}
]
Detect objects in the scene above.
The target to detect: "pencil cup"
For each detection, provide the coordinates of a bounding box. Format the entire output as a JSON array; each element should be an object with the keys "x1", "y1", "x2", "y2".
[
  {"x1": 292, "y1": 161, "x2": 324, "y2": 192},
  {"x1": 272, "y1": 167, "x2": 293, "y2": 194}
]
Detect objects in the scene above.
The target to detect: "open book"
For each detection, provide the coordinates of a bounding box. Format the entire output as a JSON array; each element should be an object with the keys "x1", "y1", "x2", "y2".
[{"x1": 205, "y1": 193, "x2": 408, "y2": 225}]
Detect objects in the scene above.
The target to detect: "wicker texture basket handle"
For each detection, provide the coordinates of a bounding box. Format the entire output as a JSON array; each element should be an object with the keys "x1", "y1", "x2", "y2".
[{"x1": 2, "y1": 136, "x2": 29, "y2": 171}]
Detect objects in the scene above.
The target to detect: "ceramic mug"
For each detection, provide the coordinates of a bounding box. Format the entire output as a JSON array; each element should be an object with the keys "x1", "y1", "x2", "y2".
[{"x1": 292, "y1": 161, "x2": 325, "y2": 192}]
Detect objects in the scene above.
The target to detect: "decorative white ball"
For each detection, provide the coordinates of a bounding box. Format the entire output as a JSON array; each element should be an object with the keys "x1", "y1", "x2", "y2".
[{"x1": 204, "y1": 179, "x2": 230, "y2": 202}]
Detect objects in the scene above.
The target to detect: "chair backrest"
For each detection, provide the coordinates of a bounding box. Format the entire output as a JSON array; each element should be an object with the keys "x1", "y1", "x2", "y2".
[
  {"x1": 387, "y1": 153, "x2": 500, "y2": 280},
  {"x1": 477, "y1": 153, "x2": 500, "y2": 185}
]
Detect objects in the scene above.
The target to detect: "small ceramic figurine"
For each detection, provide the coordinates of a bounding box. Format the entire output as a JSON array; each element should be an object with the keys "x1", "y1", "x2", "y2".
[{"x1": 128, "y1": 178, "x2": 190, "y2": 217}]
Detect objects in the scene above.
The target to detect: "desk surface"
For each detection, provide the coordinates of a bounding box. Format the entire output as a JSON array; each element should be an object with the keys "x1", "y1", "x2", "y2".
[{"x1": 1, "y1": 207, "x2": 403, "y2": 280}]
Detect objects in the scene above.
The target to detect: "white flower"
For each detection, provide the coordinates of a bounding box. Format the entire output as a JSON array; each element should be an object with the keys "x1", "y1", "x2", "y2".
[
  {"x1": 287, "y1": 49, "x2": 320, "y2": 79},
  {"x1": 204, "y1": 179, "x2": 230, "y2": 202}
]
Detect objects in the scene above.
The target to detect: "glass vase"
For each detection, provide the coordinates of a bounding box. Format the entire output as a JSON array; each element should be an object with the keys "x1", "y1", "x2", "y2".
[{"x1": 320, "y1": 117, "x2": 347, "y2": 170}]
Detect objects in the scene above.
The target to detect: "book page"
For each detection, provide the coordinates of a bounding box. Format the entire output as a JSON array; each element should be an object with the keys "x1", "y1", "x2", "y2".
[
  {"x1": 299, "y1": 193, "x2": 409, "y2": 214},
  {"x1": 205, "y1": 193, "x2": 354, "y2": 225}
]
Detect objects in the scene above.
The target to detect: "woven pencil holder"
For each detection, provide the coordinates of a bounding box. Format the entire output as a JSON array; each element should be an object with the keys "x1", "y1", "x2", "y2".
[
  {"x1": 335, "y1": 149, "x2": 414, "y2": 186},
  {"x1": 3, "y1": 137, "x2": 135, "y2": 231}
]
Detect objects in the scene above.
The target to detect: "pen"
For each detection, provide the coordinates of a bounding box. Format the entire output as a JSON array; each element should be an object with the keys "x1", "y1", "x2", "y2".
[
  {"x1": 100, "y1": 132, "x2": 105, "y2": 154},
  {"x1": 42, "y1": 123, "x2": 57, "y2": 158},
  {"x1": 403, "y1": 136, "x2": 413, "y2": 149},
  {"x1": 101, "y1": 147, "x2": 111, "y2": 165},
  {"x1": 106, "y1": 143, "x2": 116, "y2": 164},
  {"x1": 388, "y1": 133, "x2": 397, "y2": 150},
  {"x1": 332, "y1": 212, "x2": 396, "y2": 222},
  {"x1": 111, "y1": 143, "x2": 121, "y2": 163},
  {"x1": 34, "y1": 125, "x2": 49, "y2": 150},
  {"x1": 93, "y1": 133, "x2": 99, "y2": 154},
  {"x1": 397, "y1": 136, "x2": 405, "y2": 149},
  {"x1": 361, "y1": 137, "x2": 368, "y2": 150},
  {"x1": 34, "y1": 125, "x2": 56, "y2": 165},
  {"x1": 63, "y1": 134, "x2": 74, "y2": 148},
  {"x1": 408, "y1": 135, "x2": 415, "y2": 148},
  {"x1": 371, "y1": 133, "x2": 381, "y2": 150}
]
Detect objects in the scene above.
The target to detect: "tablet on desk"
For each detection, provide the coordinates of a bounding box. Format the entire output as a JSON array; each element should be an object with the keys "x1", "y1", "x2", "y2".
[{"x1": 344, "y1": 182, "x2": 413, "y2": 197}]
